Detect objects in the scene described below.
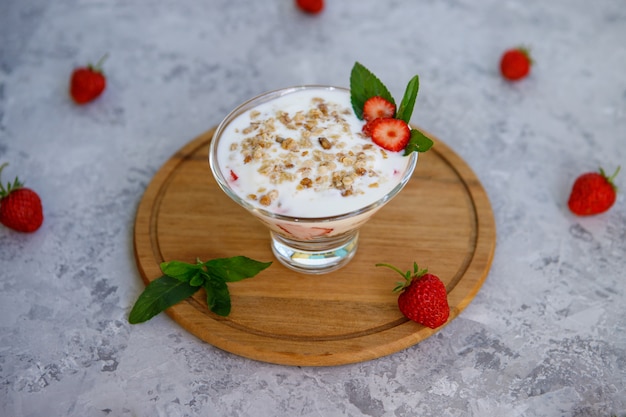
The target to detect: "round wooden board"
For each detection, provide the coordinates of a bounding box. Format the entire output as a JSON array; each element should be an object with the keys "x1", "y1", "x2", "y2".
[{"x1": 133, "y1": 127, "x2": 496, "y2": 367}]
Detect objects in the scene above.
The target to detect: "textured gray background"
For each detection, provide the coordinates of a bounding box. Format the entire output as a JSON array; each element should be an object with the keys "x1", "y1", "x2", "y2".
[{"x1": 1, "y1": 0, "x2": 625, "y2": 416}]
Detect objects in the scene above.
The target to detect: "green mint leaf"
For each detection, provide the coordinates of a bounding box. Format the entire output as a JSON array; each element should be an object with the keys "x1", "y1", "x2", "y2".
[
  {"x1": 128, "y1": 275, "x2": 200, "y2": 324},
  {"x1": 204, "y1": 278, "x2": 231, "y2": 316},
  {"x1": 204, "y1": 256, "x2": 272, "y2": 282},
  {"x1": 189, "y1": 271, "x2": 206, "y2": 287},
  {"x1": 396, "y1": 75, "x2": 419, "y2": 124},
  {"x1": 160, "y1": 260, "x2": 202, "y2": 283},
  {"x1": 350, "y1": 62, "x2": 395, "y2": 120},
  {"x1": 404, "y1": 129, "x2": 434, "y2": 155},
  {"x1": 130, "y1": 255, "x2": 271, "y2": 324}
]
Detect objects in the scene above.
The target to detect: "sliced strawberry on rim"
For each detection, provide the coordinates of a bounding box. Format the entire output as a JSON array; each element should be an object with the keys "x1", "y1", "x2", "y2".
[
  {"x1": 362, "y1": 119, "x2": 376, "y2": 137},
  {"x1": 369, "y1": 118, "x2": 411, "y2": 152},
  {"x1": 362, "y1": 96, "x2": 396, "y2": 122}
]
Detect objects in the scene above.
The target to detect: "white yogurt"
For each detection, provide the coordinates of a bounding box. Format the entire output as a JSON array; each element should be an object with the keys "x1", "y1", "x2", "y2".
[{"x1": 214, "y1": 87, "x2": 413, "y2": 218}]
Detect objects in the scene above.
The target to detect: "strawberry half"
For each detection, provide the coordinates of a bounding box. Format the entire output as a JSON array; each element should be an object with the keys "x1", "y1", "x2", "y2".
[
  {"x1": 368, "y1": 118, "x2": 410, "y2": 152},
  {"x1": 362, "y1": 96, "x2": 396, "y2": 122}
]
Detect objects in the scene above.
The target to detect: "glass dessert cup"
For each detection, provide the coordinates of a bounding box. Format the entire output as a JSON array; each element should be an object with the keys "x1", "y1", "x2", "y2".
[{"x1": 208, "y1": 86, "x2": 418, "y2": 274}]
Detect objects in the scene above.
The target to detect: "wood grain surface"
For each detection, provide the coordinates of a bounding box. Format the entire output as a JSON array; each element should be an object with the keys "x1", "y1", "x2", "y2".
[{"x1": 133, "y1": 127, "x2": 496, "y2": 366}]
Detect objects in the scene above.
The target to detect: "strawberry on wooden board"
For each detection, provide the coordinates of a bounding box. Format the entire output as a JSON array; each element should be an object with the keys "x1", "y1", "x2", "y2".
[
  {"x1": 500, "y1": 47, "x2": 532, "y2": 81},
  {"x1": 568, "y1": 167, "x2": 620, "y2": 216},
  {"x1": 368, "y1": 118, "x2": 411, "y2": 152},
  {"x1": 378, "y1": 262, "x2": 450, "y2": 329},
  {"x1": 296, "y1": 0, "x2": 324, "y2": 14},
  {"x1": 0, "y1": 163, "x2": 44, "y2": 233},
  {"x1": 69, "y1": 54, "x2": 108, "y2": 104}
]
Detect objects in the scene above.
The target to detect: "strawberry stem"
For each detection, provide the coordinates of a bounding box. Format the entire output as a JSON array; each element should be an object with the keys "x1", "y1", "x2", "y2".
[
  {"x1": 375, "y1": 263, "x2": 407, "y2": 278},
  {"x1": 600, "y1": 166, "x2": 621, "y2": 191},
  {"x1": 91, "y1": 53, "x2": 109, "y2": 72},
  {"x1": 511, "y1": 45, "x2": 534, "y2": 65},
  {"x1": 377, "y1": 262, "x2": 428, "y2": 292}
]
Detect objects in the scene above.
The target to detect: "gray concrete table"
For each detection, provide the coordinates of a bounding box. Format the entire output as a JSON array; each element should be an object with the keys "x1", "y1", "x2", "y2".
[{"x1": 1, "y1": 0, "x2": 625, "y2": 416}]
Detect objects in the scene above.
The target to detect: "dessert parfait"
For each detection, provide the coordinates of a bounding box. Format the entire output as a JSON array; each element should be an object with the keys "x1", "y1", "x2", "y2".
[{"x1": 209, "y1": 63, "x2": 433, "y2": 273}]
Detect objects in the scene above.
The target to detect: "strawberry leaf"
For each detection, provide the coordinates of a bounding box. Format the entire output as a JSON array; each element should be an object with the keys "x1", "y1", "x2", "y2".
[
  {"x1": 396, "y1": 75, "x2": 419, "y2": 124},
  {"x1": 350, "y1": 62, "x2": 395, "y2": 120},
  {"x1": 204, "y1": 256, "x2": 272, "y2": 282},
  {"x1": 378, "y1": 261, "x2": 429, "y2": 293},
  {"x1": 128, "y1": 275, "x2": 200, "y2": 324},
  {"x1": 404, "y1": 129, "x2": 434, "y2": 155},
  {"x1": 0, "y1": 163, "x2": 25, "y2": 197}
]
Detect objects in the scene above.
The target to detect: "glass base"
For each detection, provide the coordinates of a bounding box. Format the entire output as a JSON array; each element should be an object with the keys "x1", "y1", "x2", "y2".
[{"x1": 270, "y1": 230, "x2": 359, "y2": 274}]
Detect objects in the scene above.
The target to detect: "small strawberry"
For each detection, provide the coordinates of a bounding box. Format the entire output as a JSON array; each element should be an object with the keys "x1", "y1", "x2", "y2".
[
  {"x1": 568, "y1": 166, "x2": 620, "y2": 216},
  {"x1": 378, "y1": 262, "x2": 449, "y2": 329},
  {"x1": 368, "y1": 118, "x2": 411, "y2": 152},
  {"x1": 500, "y1": 47, "x2": 532, "y2": 81},
  {"x1": 296, "y1": 0, "x2": 324, "y2": 14},
  {"x1": 362, "y1": 96, "x2": 396, "y2": 122},
  {"x1": 69, "y1": 54, "x2": 108, "y2": 104},
  {"x1": 0, "y1": 163, "x2": 44, "y2": 233}
]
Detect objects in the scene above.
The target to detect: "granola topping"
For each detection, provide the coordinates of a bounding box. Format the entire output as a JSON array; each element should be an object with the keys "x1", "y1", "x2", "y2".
[
  {"x1": 232, "y1": 98, "x2": 383, "y2": 195},
  {"x1": 216, "y1": 88, "x2": 412, "y2": 217}
]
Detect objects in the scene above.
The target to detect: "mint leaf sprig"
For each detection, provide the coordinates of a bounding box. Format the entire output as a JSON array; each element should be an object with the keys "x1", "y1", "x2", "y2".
[
  {"x1": 350, "y1": 62, "x2": 395, "y2": 119},
  {"x1": 129, "y1": 256, "x2": 272, "y2": 324},
  {"x1": 396, "y1": 74, "x2": 419, "y2": 124},
  {"x1": 405, "y1": 129, "x2": 434, "y2": 155},
  {"x1": 350, "y1": 62, "x2": 434, "y2": 155}
]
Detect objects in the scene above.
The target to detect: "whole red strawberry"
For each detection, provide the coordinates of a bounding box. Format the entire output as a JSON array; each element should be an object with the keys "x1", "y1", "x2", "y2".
[
  {"x1": 296, "y1": 0, "x2": 324, "y2": 14},
  {"x1": 500, "y1": 47, "x2": 532, "y2": 81},
  {"x1": 70, "y1": 54, "x2": 108, "y2": 104},
  {"x1": 0, "y1": 163, "x2": 44, "y2": 233},
  {"x1": 568, "y1": 166, "x2": 620, "y2": 216},
  {"x1": 378, "y1": 262, "x2": 450, "y2": 329}
]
